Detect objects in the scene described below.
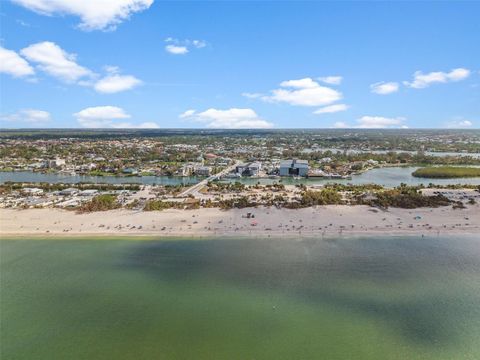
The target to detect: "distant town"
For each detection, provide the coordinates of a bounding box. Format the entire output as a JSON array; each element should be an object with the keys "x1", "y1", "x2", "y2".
[{"x1": 0, "y1": 129, "x2": 479, "y2": 212}]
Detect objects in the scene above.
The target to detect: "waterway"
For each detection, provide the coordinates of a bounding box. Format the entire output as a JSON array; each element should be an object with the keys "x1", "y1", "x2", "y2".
[{"x1": 2, "y1": 167, "x2": 480, "y2": 187}]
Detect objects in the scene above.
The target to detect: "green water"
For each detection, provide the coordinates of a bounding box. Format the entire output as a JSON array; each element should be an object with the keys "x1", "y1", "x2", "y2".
[{"x1": 1, "y1": 236, "x2": 480, "y2": 359}]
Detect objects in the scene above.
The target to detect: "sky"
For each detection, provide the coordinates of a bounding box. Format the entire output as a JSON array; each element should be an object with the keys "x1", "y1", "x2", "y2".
[{"x1": 0, "y1": 0, "x2": 479, "y2": 129}]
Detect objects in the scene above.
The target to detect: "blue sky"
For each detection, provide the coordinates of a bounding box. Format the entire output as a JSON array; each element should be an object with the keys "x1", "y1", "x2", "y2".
[{"x1": 1, "y1": 0, "x2": 479, "y2": 129}]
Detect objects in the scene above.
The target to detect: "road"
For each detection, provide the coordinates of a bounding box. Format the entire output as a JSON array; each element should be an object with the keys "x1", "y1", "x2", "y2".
[{"x1": 178, "y1": 161, "x2": 239, "y2": 198}]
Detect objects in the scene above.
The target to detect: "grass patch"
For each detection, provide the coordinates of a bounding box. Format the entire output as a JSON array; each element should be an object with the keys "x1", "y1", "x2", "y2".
[{"x1": 412, "y1": 167, "x2": 480, "y2": 179}]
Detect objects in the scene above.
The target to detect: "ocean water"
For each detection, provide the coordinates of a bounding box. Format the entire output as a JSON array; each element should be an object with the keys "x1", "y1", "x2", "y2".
[{"x1": 1, "y1": 236, "x2": 480, "y2": 359}]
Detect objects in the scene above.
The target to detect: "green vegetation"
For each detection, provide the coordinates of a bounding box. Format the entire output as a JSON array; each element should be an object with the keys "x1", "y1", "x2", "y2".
[
  {"x1": 207, "y1": 181, "x2": 246, "y2": 193},
  {"x1": 298, "y1": 189, "x2": 343, "y2": 207},
  {"x1": 78, "y1": 194, "x2": 120, "y2": 212},
  {"x1": 412, "y1": 167, "x2": 480, "y2": 178},
  {"x1": 0, "y1": 182, "x2": 141, "y2": 194},
  {"x1": 143, "y1": 199, "x2": 174, "y2": 211},
  {"x1": 363, "y1": 185, "x2": 451, "y2": 209}
]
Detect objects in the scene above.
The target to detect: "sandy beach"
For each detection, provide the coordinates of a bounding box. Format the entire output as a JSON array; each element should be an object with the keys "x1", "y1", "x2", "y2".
[{"x1": 1, "y1": 204, "x2": 479, "y2": 238}]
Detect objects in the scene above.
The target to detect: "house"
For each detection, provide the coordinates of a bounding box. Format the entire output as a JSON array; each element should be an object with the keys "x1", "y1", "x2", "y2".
[{"x1": 279, "y1": 159, "x2": 309, "y2": 177}]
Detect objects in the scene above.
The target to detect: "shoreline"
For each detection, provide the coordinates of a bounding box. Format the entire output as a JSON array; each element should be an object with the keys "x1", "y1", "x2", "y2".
[{"x1": 2, "y1": 204, "x2": 479, "y2": 239}]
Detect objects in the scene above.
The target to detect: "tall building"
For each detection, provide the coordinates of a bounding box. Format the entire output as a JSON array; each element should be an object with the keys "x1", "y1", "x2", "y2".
[{"x1": 279, "y1": 159, "x2": 309, "y2": 177}]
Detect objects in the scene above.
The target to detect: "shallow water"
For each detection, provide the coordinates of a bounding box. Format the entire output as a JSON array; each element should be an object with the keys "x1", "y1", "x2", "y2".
[{"x1": 1, "y1": 236, "x2": 480, "y2": 359}]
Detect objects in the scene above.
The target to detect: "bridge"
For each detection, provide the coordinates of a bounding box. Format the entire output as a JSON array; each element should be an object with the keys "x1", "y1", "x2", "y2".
[{"x1": 178, "y1": 161, "x2": 239, "y2": 198}]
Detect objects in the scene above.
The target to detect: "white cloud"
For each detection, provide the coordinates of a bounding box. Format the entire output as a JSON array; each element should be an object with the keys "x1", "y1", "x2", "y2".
[
  {"x1": 356, "y1": 116, "x2": 406, "y2": 128},
  {"x1": 332, "y1": 121, "x2": 349, "y2": 128},
  {"x1": 74, "y1": 105, "x2": 158, "y2": 128},
  {"x1": 192, "y1": 40, "x2": 206, "y2": 49},
  {"x1": 11, "y1": 0, "x2": 153, "y2": 31},
  {"x1": 21, "y1": 41, "x2": 93, "y2": 83},
  {"x1": 165, "y1": 45, "x2": 189, "y2": 55},
  {"x1": 314, "y1": 104, "x2": 349, "y2": 115},
  {"x1": 446, "y1": 119, "x2": 474, "y2": 128},
  {"x1": 318, "y1": 76, "x2": 343, "y2": 85},
  {"x1": 370, "y1": 81, "x2": 399, "y2": 95},
  {"x1": 260, "y1": 77, "x2": 342, "y2": 107},
  {"x1": 332, "y1": 116, "x2": 407, "y2": 129},
  {"x1": 111, "y1": 121, "x2": 160, "y2": 129},
  {"x1": 0, "y1": 46, "x2": 35, "y2": 78},
  {"x1": 74, "y1": 105, "x2": 130, "y2": 127},
  {"x1": 404, "y1": 68, "x2": 470, "y2": 89},
  {"x1": 180, "y1": 108, "x2": 273, "y2": 129},
  {"x1": 1, "y1": 109, "x2": 51, "y2": 124},
  {"x1": 17, "y1": 42, "x2": 141, "y2": 93},
  {"x1": 242, "y1": 92, "x2": 263, "y2": 99},
  {"x1": 280, "y1": 78, "x2": 319, "y2": 89},
  {"x1": 179, "y1": 109, "x2": 196, "y2": 118},
  {"x1": 164, "y1": 38, "x2": 207, "y2": 55},
  {"x1": 94, "y1": 74, "x2": 142, "y2": 93}
]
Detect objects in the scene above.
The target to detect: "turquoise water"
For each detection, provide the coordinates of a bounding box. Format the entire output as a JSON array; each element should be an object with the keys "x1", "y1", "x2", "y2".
[
  {"x1": 2, "y1": 167, "x2": 480, "y2": 187},
  {"x1": 1, "y1": 236, "x2": 480, "y2": 359}
]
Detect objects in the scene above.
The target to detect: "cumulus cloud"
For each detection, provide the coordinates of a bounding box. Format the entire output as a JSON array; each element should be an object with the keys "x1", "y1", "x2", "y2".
[
  {"x1": 318, "y1": 76, "x2": 343, "y2": 85},
  {"x1": 332, "y1": 121, "x2": 349, "y2": 128},
  {"x1": 111, "y1": 121, "x2": 160, "y2": 129},
  {"x1": 164, "y1": 38, "x2": 207, "y2": 55},
  {"x1": 404, "y1": 68, "x2": 470, "y2": 89},
  {"x1": 356, "y1": 116, "x2": 405, "y2": 129},
  {"x1": 255, "y1": 77, "x2": 342, "y2": 107},
  {"x1": 179, "y1": 109, "x2": 196, "y2": 118},
  {"x1": 280, "y1": 78, "x2": 319, "y2": 89},
  {"x1": 1, "y1": 109, "x2": 51, "y2": 124},
  {"x1": 445, "y1": 119, "x2": 474, "y2": 128},
  {"x1": 94, "y1": 70, "x2": 142, "y2": 93},
  {"x1": 356, "y1": 116, "x2": 405, "y2": 128},
  {"x1": 21, "y1": 41, "x2": 93, "y2": 83},
  {"x1": 0, "y1": 46, "x2": 35, "y2": 78},
  {"x1": 332, "y1": 116, "x2": 407, "y2": 129},
  {"x1": 75, "y1": 105, "x2": 126, "y2": 127},
  {"x1": 74, "y1": 106, "x2": 158, "y2": 128},
  {"x1": 11, "y1": 0, "x2": 153, "y2": 31},
  {"x1": 15, "y1": 42, "x2": 141, "y2": 93},
  {"x1": 370, "y1": 81, "x2": 399, "y2": 95},
  {"x1": 165, "y1": 45, "x2": 189, "y2": 55},
  {"x1": 180, "y1": 108, "x2": 273, "y2": 129},
  {"x1": 313, "y1": 104, "x2": 349, "y2": 115}
]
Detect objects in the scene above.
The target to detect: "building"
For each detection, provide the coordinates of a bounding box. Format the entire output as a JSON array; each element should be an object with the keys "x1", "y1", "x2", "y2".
[
  {"x1": 235, "y1": 162, "x2": 261, "y2": 177},
  {"x1": 43, "y1": 158, "x2": 66, "y2": 169},
  {"x1": 22, "y1": 187, "x2": 43, "y2": 195},
  {"x1": 279, "y1": 159, "x2": 309, "y2": 177},
  {"x1": 79, "y1": 189, "x2": 99, "y2": 197},
  {"x1": 122, "y1": 168, "x2": 138, "y2": 175},
  {"x1": 59, "y1": 188, "x2": 78, "y2": 196},
  {"x1": 195, "y1": 166, "x2": 211, "y2": 176}
]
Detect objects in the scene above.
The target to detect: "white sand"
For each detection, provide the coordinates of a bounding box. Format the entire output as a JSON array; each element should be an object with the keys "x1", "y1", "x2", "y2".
[{"x1": 1, "y1": 204, "x2": 479, "y2": 238}]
